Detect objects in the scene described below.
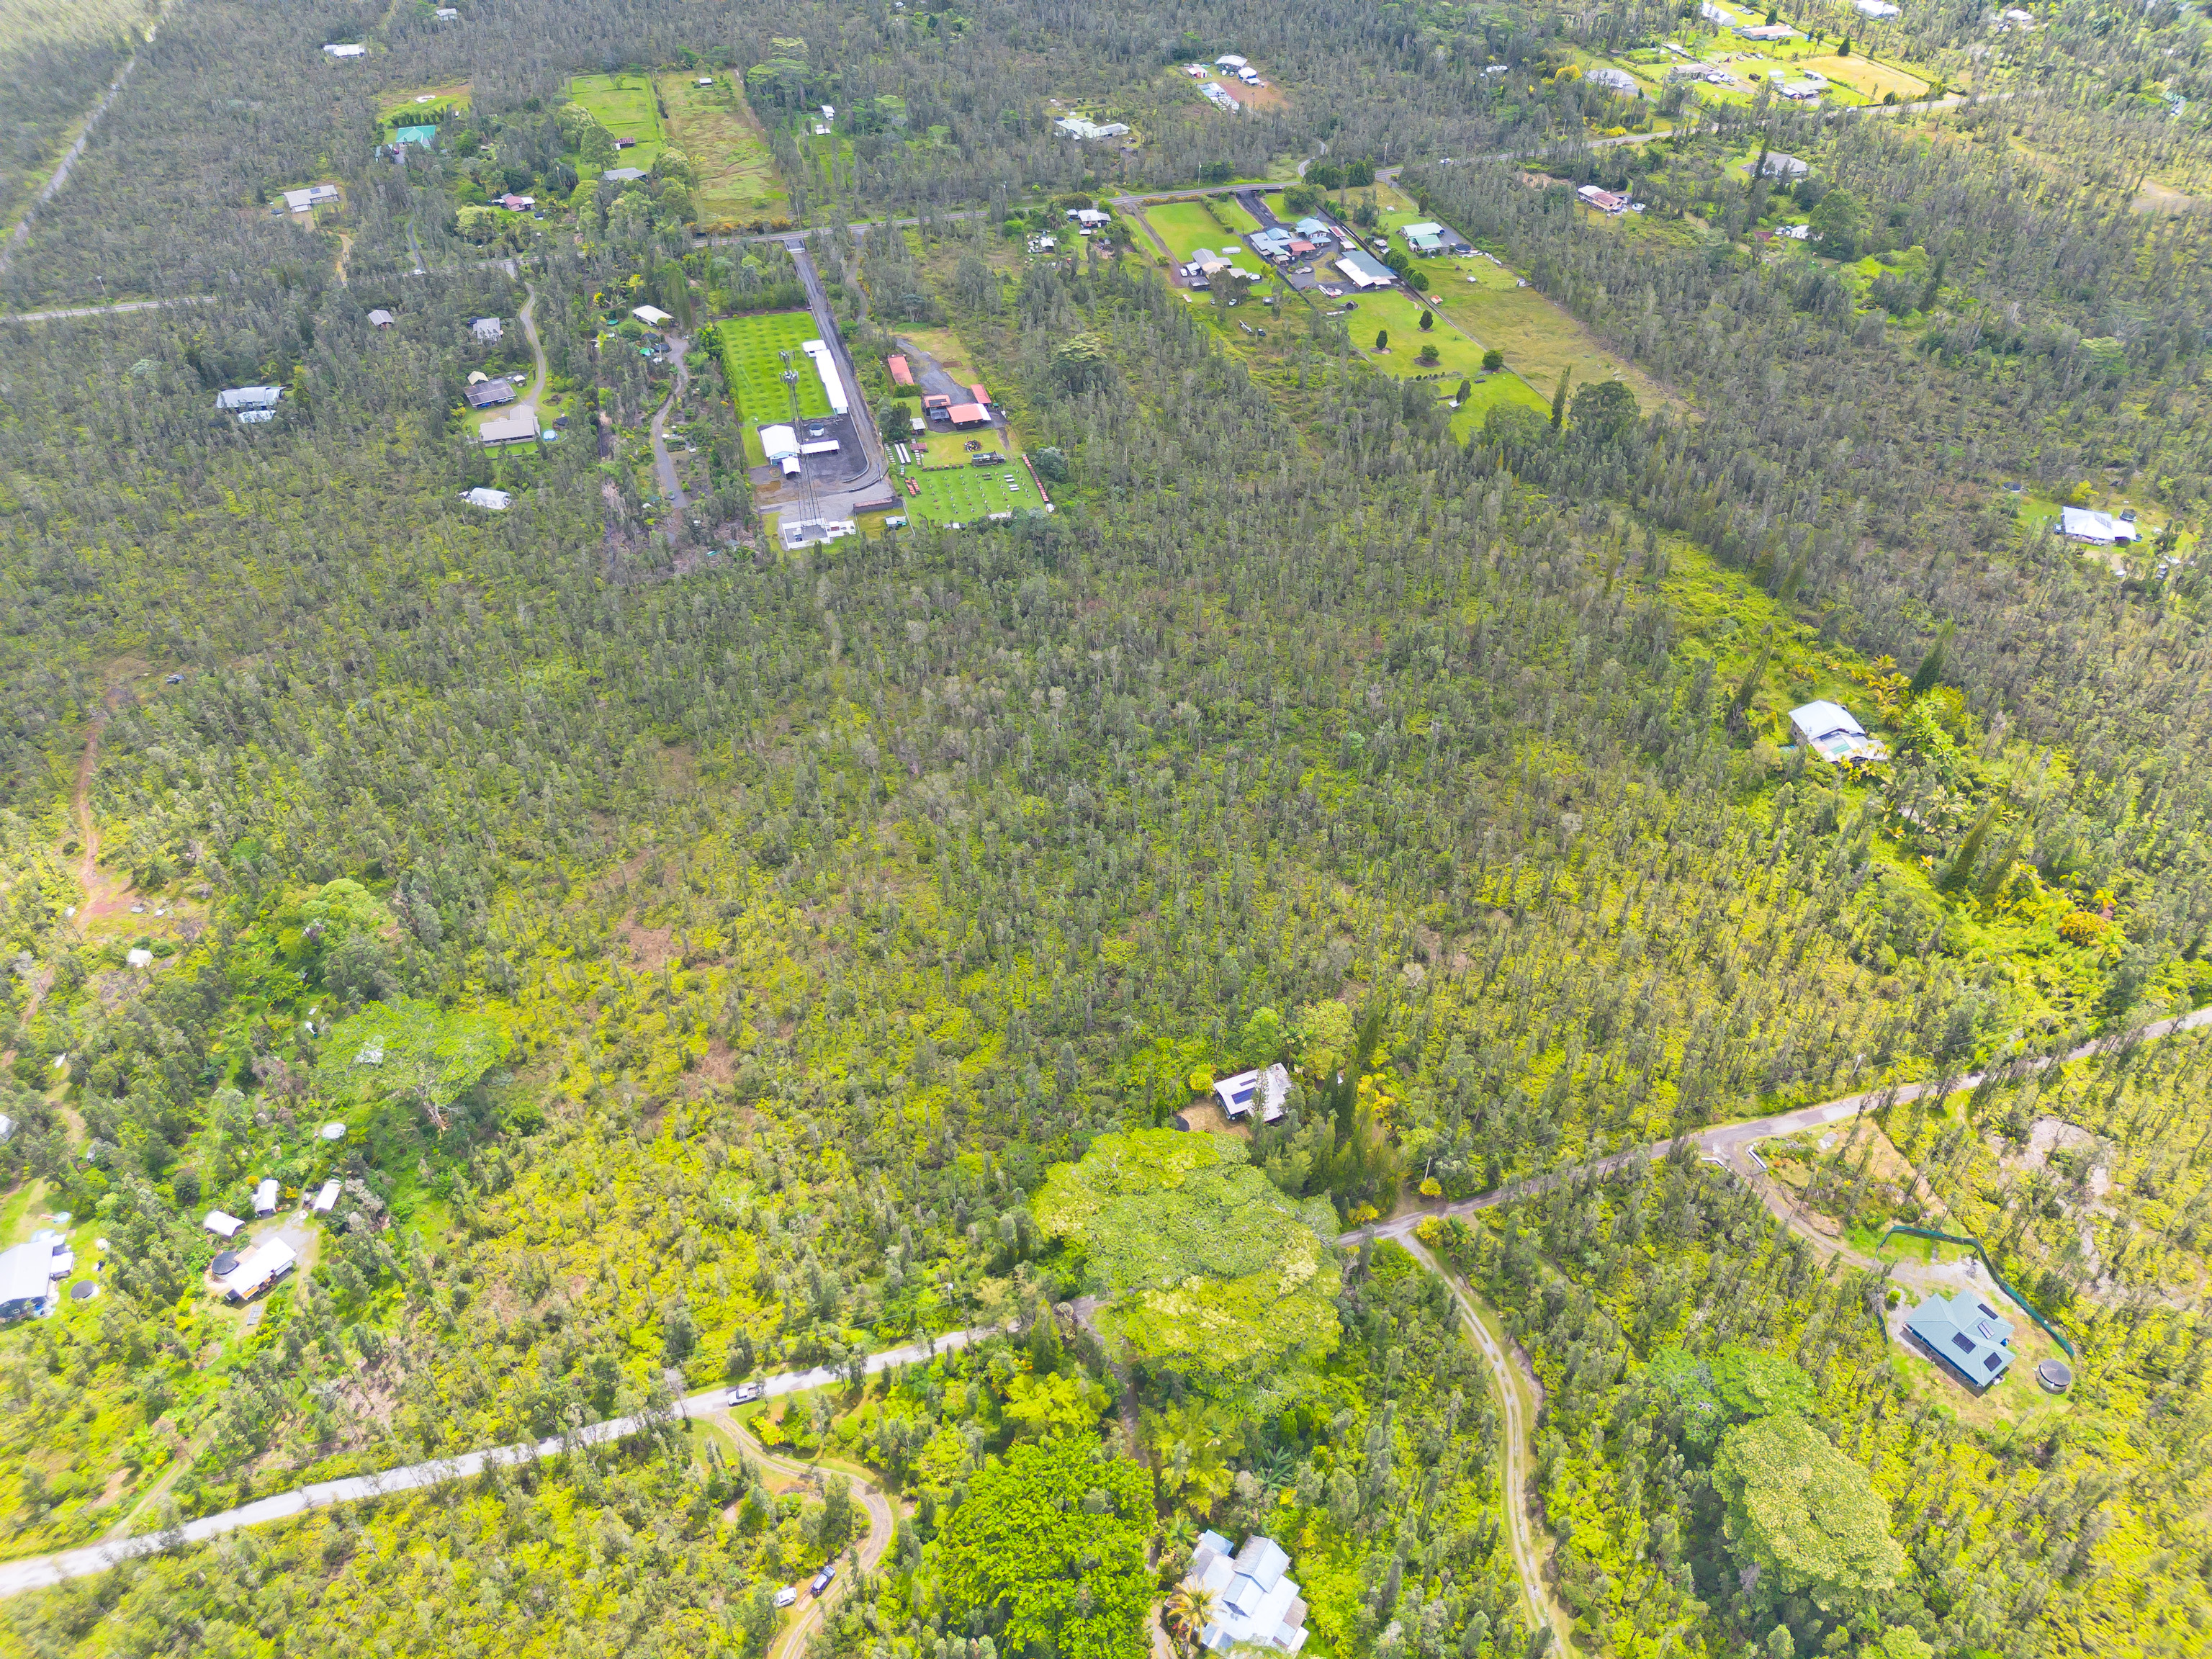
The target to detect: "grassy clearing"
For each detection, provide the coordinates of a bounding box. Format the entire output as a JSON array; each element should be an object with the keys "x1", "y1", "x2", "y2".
[
  {"x1": 658, "y1": 73, "x2": 786, "y2": 228},
  {"x1": 901, "y1": 461, "x2": 1039, "y2": 526},
  {"x1": 569, "y1": 73, "x2": 662, "y2": 165},
  {"x1": 716, "y1": 311, "x2": 829, "y2": 426},
  {"x1": 1143, "y1": 200, "x2": 1255, "y2": 265},
  {"x1": 1798, "y1": 53, "x2": 1928, "y2": 101},
  {"x1": 377, "y1": 83, "x2": 470, "y2": 129},
  {"x1": 1213, "y1": 196, "x2": 1264, "y2": 235},
  {"x1": 1425, "y1": 263, "x2": 1673, "y2": 415}
]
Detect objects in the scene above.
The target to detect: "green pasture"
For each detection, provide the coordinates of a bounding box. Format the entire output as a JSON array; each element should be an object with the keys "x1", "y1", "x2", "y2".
[
  {"x1": 569, "y1": 73, "x2": 664, "y2": 165},
  {"x1": 660, "y1": 73, "x2": 788, "y2": 227},
  {"x1": 716, "y1": 312, "x2": 830, "y2": 426},
  {"x1": 1142, "y1": 199, "x2": 1254, "y2": 266},
  {"x1": 903, "y1": 462, "x2": 1037, "y2": 526}
]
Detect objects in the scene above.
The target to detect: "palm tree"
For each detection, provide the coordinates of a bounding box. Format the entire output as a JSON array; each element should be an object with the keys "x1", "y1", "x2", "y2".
[{"x1": 1163, "y1": 1585, "x2": 1218, "y2": 1655}]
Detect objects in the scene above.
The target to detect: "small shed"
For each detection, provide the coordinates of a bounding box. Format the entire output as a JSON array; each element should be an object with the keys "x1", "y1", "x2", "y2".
[
  {"x1": 203, "y1": 1210, "x2": 246, "y2": 1239},
  {"x1": 253, "y1": 1179, "x2": 280, "y2": 1217},
  {"x1": 968, "y1": 382, "x2": 990, "y2": 406}
]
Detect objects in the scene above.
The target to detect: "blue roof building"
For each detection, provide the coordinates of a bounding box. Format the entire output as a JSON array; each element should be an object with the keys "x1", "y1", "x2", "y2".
[{"x1": 1907, "y1": 1290, "x2": 2014, "y2": 1389}]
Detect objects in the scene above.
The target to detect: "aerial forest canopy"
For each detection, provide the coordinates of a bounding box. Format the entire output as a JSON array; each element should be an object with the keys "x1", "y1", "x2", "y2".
[{"x1": 1, "y1": 0, "x2": 2210, "y2": 1656}]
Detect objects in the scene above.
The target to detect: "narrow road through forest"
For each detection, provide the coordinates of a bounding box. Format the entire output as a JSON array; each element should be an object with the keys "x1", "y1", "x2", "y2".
[
  {"x1": 648, "y1": 333, "x2": 692, "y2": 513},
  {"x1": 714, "y1": 1412, "x2": 896, "y2": 1659}
]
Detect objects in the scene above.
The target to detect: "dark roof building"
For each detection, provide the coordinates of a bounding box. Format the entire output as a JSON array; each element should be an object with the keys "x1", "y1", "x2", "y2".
[{"x1": 466, "y1": 378, "x2": 516, "y2": 408}]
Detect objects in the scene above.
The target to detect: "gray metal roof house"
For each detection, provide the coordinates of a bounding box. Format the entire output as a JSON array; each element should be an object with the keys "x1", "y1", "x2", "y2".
[
  {"x1": 1907, "y1": 1289, "x2": 2015, "y2": 1389},
  {"x1": 469, "y1": 316, "x2": 503, "y2": 343}
]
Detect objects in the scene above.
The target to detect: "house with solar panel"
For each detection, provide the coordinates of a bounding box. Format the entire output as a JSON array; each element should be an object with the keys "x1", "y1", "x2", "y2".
[
  {"x1": 1906, "y1": 1289, "x2": 2015, "y2": 1390},
  {"x1": 1187, "y1": 1532, "x2": 1309, "y2": 1653}
]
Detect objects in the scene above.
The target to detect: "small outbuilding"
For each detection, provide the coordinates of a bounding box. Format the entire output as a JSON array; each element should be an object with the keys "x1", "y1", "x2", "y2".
[
  {"x1": 632, "y1": 304, "x2": 673, "y2": 326},
  {"x1": 1066, "y1": 207, "x2": 1112, "y2": 229},
  {"x1": 313, "y1": 1180, "x2": 342, "y2": 1215},
  {"x1": 321, "y1": 42, "x2": 367, "y2": 58},
  {"x1": 1334, "y1": 248, "x2": 1394, "y2": 289},
  {"x1": 367, "y1": 308, "x2": 395, "y2": 327},
  {"x1": 464, "y1": 487, "x2": 512, "y2": 511},
  {"x1": 281, "y1": 184, "x2": 341, "y2": 212},
  {"x1": 1585, "y1": 66, "x2": 1639, "y2": 91},
  {"x1": 948, "y1": 402, "x2": 990, "y2": 427},
  {"x1": 1787, "y1": 700, "x2": 1885, "y2": 764},
  {"x1": 253, "y1": 1179, "x2": 280, "y2": 1218},
  {"x1": 759, "y1": 423, "x2": 801, "y2": 462},
  {"x1": 0, "y1": 1238, "x2": 61, "y2": 1322},
  {"x1": 469, "y1": 316, "x2": 503, "y2": 344},
  {"x1": 203, "y1": 1210, "x2": 246, "y2": 1239},
  {"x1": 602, "y1": 166, "x2": 647, "y2": 183},
  {"x1": 1214, "y1": 54, "x2": 1249, "y2": 68},
  {"x1": 886, "y1": 354, "x2": 914, "y2": 385},
  {"x1": 465, "y1": 378, "x2": 516, "y2": 408}
]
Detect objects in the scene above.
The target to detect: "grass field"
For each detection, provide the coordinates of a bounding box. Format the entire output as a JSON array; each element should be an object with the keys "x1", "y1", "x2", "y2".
[
  {"x1": 1420, "y1": 261, "x2": 1673, "y2": 415},
  {"x1": 1213, "y1": 196, "x2": 1264, "y2": 235},
  {"x1": 716, "y1": 312, "x2": 830, "y2": 426},
  {"x1": 658, "y1": 73, "x2": 787, "y2": 228},
  {"x1": 902, "y1": 462, "x2": 1038, "y2": 526},
  {"x1": 1797, "y1": 53, "x2": 1928, "y2": 101},
  {"x1": 379, "y1": 84, "x2": 470, "y2": 130},
  {"x1": 1143, "y1": 200, "x2": 1254, "y2": 264},
  {"x1": 570, "y1": 73, "x2": 663, "y2": 166}
]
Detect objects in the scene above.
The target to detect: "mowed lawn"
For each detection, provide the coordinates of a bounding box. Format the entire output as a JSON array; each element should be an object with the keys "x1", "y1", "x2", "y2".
[
  {"x1": 904, "y1": 461, "x2": 1038, "y2": 526},
  {"x1": 1143, "y1": 199, "x2": 1254, "y2": 264},
  {"x1": 379, "y1": 84, "x2": 469, "y2": 130},
  {"x1": 659, "y1": 74, "x2": 788, "y2": 227},
  {"x1": 718, "y1": 311, "x2": 830, "y2": 425},
  {"x1": 570, "y1": 73, "x2": 662, "y2": 165},
  {"x1": 1797, "y1": 53, "x2": 1928, "y2": 101}
]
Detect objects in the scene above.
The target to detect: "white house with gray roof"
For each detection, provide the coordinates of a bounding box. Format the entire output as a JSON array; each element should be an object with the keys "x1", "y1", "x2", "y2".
[{"x1": 1188, "y1": 1532, "x2": 1309, "y2": 1654}]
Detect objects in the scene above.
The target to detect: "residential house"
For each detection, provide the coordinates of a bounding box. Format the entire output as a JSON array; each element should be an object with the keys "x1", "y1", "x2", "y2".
[
  {"x1": 1853, "y1": 0, "x2": 1902, "y2": 15},
  {"x1": 367, "y1": 308, "x2": 395, "y2": 327},
  {"x1": 1401, "y1": 220, "x2": 1447, "y2": 253},
  {"x1": 393, "y1": 125, "x2": 438, "y2": 148},
  {"x1": 1054, "y1": 116, "x2": 1130, "y2": 140},
  {"x1": 1212, "y1": 1063, "x2": 1292, "y2": 1123},
  {"x1": 479, "y1": 407, "x2": 541, "y2": 446},
  {"x1": 312, "y1": 1180, "x2": 343, "y2": 1214},
  {"x1": 1787, "y1": 700, "x2": 1886, "y2": 764},
  {"x1": 435, "y1": 6, "x2": 458, "y2": 17},
  {"x1": 497, "y1": 192, "x2": 536, "y2": 211},
  {"x1": 1334, "y1": 248, "x2": 1393, "y2": 287},
  {"x1": 465, "y1": 377, "x2": 516, "y2": 408},
  {"x1": 1066, "y1": 207, "x2": 1112, "y2": 229},
  {"x1": 632, "y1": 303, "x2": 673, "y2": 326},
  {"x1": 281, "y1": 184, "x2": 340, "y2": 212},
  {"x1": 1777, "y1": 80, "x2": 1822, "y2": 101},
  {"x1": 253, "y1": 1179, "x2": 280, "y2": 1218},
  {"x1": 216, "y1": 385, "x2": 284, "y2": 424},
  {"x1": 2059, "y1": 506, "x2": 2139, "y2": 544},
  {"x1": 1906, "y1": 1289, "x2": 2014, "y2": 1389},
  {"x1": 1249, "y1": 226, "x2": 1295, "y2": 261},
  {"x1": 1754, "y1": 152, "x2": 1811, "y2": 178},
  {"x1": 322, "y1": 42, "x2": 367, "y2": 58},
  {"x1": 1294, "y1": 215, "x2": 1334, "y2": 244},
  {"x1": 203, "y1": 1210, "x2": 246, "y2": 1239},
  {"x1": 948, "y1": 403, "x2": 990, "y2": 427},
  {"x1": 224, "y1": 1237, "x2": 298, "y2": 1303},
  {"x1": 603, "y1": 166, "x2": 647, "y2": 183},
  {"x1": 469, "y1": 316, "x2": 503, "y2": 343},
  {"x1": 1585, "y1": 66, "x2": 1639, "y2": 92},
  {"x1": 1735, "y1": 22, "x2": 1798, "y2": 38},
  {"x1": 464, "y1": 487, "x2": 511, "y2": 511},
  {"x1": 1576, "y1": 184, "x2": 1628, "y2": 213},
  {"x1": 1187, "y1": 1533, "x2": 1310, "y2": 1654},
  {"x1": 1214, "y1": 54, "x2": 1249, "y2": 68}
]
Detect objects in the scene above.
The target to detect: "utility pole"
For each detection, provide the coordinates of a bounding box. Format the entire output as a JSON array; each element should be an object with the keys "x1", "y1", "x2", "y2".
[{"x1": 778, "y1": 349, "x2": 822, "y2": 542}]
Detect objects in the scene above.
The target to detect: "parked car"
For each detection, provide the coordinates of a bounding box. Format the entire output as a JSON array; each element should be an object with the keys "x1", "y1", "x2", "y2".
[
  {"x1": 729, "y1": 1380, "x2": 763, "y2": 1406},
  {"x1": 775, "y1": 1586, "x2": 799, "y2": 1609},
  {"x1": 810, "y1": 1563, "x2": 837, "y2": 1596}
]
